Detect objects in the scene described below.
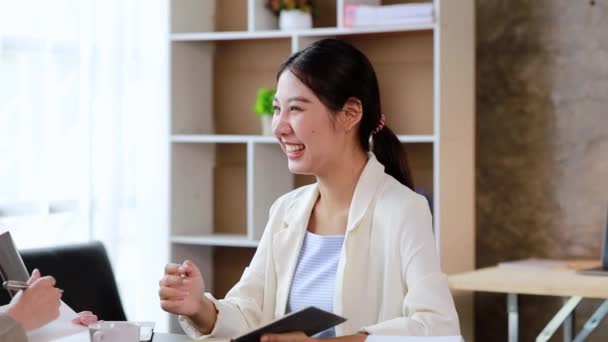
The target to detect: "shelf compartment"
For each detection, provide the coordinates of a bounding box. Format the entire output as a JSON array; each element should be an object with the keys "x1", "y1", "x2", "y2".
[
  {"x1": 403, "y1": 142, "x2": 434, "y2": 209},
  {"x1": 342, "y1": 31, "x2": 434, "y2": 136},
  {"x1": 312, "y1": 0, "x2": 338, "y2": 29},
  {"x1": 214, "y1": 38, "x2": 291, "y2": 135},
  {"x1": 213, "y1": 247, "x2": 257, "y2": 298},
  {"x1": 171, "y1": 39, "x2": 291, "y2": 135},
  {"x1": 293, "y1": 31, "x2": 434, "y2": 136},
  {"x1": 171, "y1": 0, "x2": 248, "y2": 34},
  {"x1": 250, "y1": 143, "x2": 294, "y2": 240},
  {"x1": 171, "y1": 143, "x2": 248, "y2": 236}
]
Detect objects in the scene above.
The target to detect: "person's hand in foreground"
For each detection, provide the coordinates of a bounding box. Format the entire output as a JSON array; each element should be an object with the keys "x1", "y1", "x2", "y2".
[
  {"x1": 71, "y1": 311, "x2": 99, "y2": 326},
  {"x1": 6, "y1": 269, "x2": 62, "y2": 331}
]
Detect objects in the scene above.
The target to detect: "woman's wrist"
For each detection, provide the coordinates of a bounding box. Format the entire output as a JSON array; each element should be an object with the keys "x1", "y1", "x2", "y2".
[{"x1": 187, "y1": 295, "x2": 218, "y2": 335}]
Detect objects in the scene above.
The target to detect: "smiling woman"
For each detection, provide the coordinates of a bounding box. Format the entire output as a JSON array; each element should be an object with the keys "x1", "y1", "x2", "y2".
[
  {"x1": 160, "y1": 38, "x2": 460, "y2": 341},
  {"x1": 272, "y1": 39, "x2": 414, "y2": 190}
]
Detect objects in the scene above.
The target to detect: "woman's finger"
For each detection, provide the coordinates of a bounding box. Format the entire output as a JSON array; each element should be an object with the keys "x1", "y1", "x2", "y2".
[
  {"x1": 159, "y1": 275, "x2": 184, "y2": 287},
  {"x1": 158, "y1": 286, "x2": 189, "y2": 300}
]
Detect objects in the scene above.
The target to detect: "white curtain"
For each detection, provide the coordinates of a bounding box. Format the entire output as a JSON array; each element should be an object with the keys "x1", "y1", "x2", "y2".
[{"x1": 0, "y1": 0, "x2": 169, "y2": 330}]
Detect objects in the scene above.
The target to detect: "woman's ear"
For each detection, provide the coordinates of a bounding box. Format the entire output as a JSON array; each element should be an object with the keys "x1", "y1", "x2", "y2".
[{"x1": 338, "y1": 97, "x2": 363, "y2": 132}]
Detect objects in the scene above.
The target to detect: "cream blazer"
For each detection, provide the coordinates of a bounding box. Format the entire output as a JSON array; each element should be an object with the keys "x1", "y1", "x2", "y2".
[{"x1": 180, "y1": 154, "x2": 460, "y2": 338}]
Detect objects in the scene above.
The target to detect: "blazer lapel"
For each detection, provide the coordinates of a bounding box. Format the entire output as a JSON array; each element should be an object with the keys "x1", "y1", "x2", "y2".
[
  {"x1": 334, "y1": 153, "x2": 386, "y2": 335},
  {"x1": 345, "y1": 153, "x2": 386, "y2": 232},
  {"x1": 272, "y1": 184, "x2": 319, "y2": 317}
]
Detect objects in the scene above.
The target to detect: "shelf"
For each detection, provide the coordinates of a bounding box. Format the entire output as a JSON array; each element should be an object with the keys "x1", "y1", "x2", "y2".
[
  {"x1": 172, "y1": 134, "x2": 276, "y2": 144},
  {"x1": 296, "y1": 23, "x2": 435, "y2": 37},
  {"x1": 172, "y1": 31, "x2": 291, "y2": 42},
  {"x1": 171, "y1": 234, "x2": 259, "y2": 248},
  {"x1": 172, "y1": 134, "x2": 435, "y2": 144},
  {"x1": 396, "y1": 135, "x2": 435, "y2": 143},
  {"x1": 171, "y1": 23, "x2": 435, "y2": 42}
]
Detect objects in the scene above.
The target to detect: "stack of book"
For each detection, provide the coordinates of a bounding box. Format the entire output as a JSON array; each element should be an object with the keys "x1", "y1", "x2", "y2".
[{"x1": 344, "y1": 2, "x2": 434, "y2": 28}]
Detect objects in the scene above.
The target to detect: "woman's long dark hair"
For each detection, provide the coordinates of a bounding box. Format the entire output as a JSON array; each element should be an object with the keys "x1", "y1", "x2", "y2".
[{"x1": 277, "y1": 38, "x2": 414, "y2": 190}]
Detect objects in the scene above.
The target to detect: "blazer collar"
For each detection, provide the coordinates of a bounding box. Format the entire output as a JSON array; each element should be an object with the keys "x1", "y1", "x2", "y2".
[{"x1": 283, "y1": 153, "x2": 386, "y2": 233}]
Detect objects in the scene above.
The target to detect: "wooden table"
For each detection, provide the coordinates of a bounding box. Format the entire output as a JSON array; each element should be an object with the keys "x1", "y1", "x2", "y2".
[{"x1": 449, "y1": 261, "x2": 608, "y2": 342}]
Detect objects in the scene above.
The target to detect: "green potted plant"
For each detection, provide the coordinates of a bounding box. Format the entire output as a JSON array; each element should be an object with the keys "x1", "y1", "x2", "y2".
[
  {"x1": 254, "y1": 87, "x2": 276, "y2": 135},
  {"x1": 266, "y1": 0, "x2": 314, "y2": 31}
]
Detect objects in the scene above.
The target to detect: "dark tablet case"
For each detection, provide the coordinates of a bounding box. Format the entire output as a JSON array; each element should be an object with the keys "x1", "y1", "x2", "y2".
[{"x1": 233, "y1": 306, "x2": 346, "y2": 342}]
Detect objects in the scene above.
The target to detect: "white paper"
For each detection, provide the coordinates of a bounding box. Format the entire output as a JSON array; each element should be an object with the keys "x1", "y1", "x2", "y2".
[
  {"x1": 366, "y1": 336, "x2": 463, "y2": 342},
  {"x1": 27, "y1": 301, "x2": 88, "y2": 342},
  {"x1": 47, "y1": 331, "x2": 90, "y2": 342}
]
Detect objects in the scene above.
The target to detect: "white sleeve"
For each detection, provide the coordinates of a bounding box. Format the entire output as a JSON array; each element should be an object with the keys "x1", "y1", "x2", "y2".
[{"x1": 178, "y1": 200, "x2": 282, "y2": 339}]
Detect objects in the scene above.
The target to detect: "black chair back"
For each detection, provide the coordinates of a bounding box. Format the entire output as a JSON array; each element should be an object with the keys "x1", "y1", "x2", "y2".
[{"x1": 0, "y1": 241, "x2": 127, "y2": 321}]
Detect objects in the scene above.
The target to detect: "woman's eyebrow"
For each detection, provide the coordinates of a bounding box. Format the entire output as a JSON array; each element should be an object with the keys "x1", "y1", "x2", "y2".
[
  {"x1": 273, "y1": 96, "x2": 311, "y2": 103},
  {"x1": 288, "y1": 96, "x2": 311, "y2": 103}
]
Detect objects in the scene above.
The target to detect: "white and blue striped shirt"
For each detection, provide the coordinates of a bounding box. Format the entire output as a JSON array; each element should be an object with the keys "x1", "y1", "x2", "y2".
[{"x1": 287, "y1": 231, "x2": 345, "y2": 339}]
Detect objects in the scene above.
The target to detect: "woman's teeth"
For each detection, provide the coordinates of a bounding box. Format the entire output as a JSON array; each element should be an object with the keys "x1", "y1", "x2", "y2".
[{"x1": 286, "y1": 144, "x2": 305, "y2": 153}]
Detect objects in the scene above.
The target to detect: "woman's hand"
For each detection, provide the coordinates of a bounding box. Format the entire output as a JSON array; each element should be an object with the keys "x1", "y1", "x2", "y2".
[
  {"x1": 7, "y1": 269, "x2": 62, "y2": 331},
  {"x1": 261, "y1": 332, "x2": 314, "y2": 342},
  {"x1": 71, "y1": 311, "x2": 98, "y2": 326},
  {"x1": 159, "y1": 260, "x2": 217, "y2": 333},
  {"x1": 159, "y1": 260, "x2": 205, "y2": 316}
]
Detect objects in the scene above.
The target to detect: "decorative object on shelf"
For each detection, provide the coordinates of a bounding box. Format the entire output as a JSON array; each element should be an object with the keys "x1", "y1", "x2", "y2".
[
  {"x1": 267, "y1": 0, "x2": 314, "y2": 31},
  {"x1": 254, "y1": 87, "x2": 276, "y2": 135}
]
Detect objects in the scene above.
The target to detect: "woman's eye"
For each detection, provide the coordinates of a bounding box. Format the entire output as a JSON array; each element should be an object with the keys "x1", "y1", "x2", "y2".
[
  {"x1": 290, "y1": 106, "x2": 302, "y2": 112},
  {"x1": 273, "y1": 105, "x2": 280, "y2": 113}
]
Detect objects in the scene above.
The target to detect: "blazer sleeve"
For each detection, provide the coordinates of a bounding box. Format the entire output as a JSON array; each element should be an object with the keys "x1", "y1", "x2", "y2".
[
  {"x1": 179, "y1": 197, "x2": 284, "y2": 339},
  {"x1": 0, "y1": 313, "x2": 27, "y2": 342},
  {"x1": 361, "y1": 196, "x2": 461, "y2": 336}
]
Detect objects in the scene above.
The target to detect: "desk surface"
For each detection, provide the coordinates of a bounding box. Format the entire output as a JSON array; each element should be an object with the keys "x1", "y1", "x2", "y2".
[
  {"x1": 153, "y1": 332, "x2": 191, "y2": 342},
  {"x1": 448, "y1": 262, "x2": 608, "y2": 298}
]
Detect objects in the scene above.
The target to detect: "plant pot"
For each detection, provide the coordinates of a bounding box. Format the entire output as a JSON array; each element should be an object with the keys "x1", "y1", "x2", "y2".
[
  {"x1": 279, "y1": 10, "x2": 313, "y2": 31},
  {"x1": 260, "y1": 115, "x2": 273, "y2": 135}
]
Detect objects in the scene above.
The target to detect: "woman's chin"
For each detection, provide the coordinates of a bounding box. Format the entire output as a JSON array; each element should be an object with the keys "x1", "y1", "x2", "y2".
[{"x1": 287, "y1": 161, "x2": 310, "y2": 175}]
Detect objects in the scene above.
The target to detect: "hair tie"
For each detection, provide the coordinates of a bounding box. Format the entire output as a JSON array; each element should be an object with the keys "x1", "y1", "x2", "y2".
[{"x1": 372, "y1": 114, "x2": 386, "y2": 135}]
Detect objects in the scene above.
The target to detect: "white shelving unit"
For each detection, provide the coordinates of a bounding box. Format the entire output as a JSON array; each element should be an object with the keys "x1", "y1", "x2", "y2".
[{"x1": 168, "y1": 0, "x2": 474, "y2": 338}]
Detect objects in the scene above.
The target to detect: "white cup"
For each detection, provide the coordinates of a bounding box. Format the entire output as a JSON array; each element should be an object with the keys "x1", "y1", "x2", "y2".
[{"x1": 88, "y1": 321, "x2": 140, "y2": 342}]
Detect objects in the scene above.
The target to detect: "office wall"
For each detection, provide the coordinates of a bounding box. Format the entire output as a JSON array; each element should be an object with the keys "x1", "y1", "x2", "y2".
[{"x1": 476, "y1": 0, "x2": 608, "y2": 341}]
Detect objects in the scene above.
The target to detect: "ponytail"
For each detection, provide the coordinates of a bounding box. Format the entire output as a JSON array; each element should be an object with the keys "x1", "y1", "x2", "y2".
[{"x1": 368, "y1": 126, "x2": 415, "y2": 190}]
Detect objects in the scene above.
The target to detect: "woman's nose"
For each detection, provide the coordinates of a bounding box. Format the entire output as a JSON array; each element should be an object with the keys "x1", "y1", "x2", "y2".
[{"x1": 272, "y1": 113, "x2": 292, "y2": 137}]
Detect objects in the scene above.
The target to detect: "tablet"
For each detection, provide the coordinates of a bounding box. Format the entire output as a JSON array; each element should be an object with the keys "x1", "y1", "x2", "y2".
[{"x1": 233, "y1": 306, "x2": 346, "y2": 342}]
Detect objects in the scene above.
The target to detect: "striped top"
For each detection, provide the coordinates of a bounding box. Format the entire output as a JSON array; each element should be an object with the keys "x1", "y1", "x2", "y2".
[{"x1": 287, "y1": 231, "x2": 345, "y2": 339}]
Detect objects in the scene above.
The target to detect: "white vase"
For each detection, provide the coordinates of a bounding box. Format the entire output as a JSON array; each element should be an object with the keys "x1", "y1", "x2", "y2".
[
  {"x1": 260, "y1": 115, "x2": 273, "y2": 135},
  {"x1": 279, "y1": 10, "x2": 313, "y2": 31}
]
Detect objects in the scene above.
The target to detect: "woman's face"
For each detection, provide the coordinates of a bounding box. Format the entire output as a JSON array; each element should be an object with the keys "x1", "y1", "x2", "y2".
[{"x1": 273, "y1": 70, "x2": 347, "y2": 176}]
